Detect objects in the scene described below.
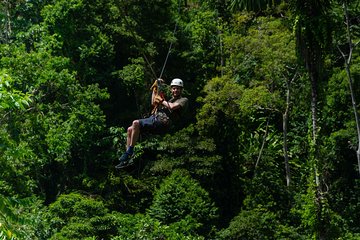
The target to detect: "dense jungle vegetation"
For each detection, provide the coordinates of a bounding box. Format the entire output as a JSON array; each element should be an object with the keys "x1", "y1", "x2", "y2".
[{"x1": 1, "y1": 0, "x2": 360, "y2": 239}]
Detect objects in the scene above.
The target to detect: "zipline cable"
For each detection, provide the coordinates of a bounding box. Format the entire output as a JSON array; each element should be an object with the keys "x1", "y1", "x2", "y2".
[
  {"x1": 118, "y1": 1, "x2": 157, "y2": 79},
  {"x1": 159, "y1": 23, "x2": 178, "y2": 80},
  {"x1": 118, "y1": 0, "x2": 182, "y2": 120},
  {"x1": 119, "y1": 0, "x2": 181, "y2": 81},
  {"x1": 158, "y1": 0, "x2": 181, "y2": 79}
]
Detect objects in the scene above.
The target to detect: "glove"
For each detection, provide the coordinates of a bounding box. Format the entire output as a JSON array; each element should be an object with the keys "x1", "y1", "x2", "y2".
[
  {"x1": 150, "y1": 79, "x2": 158, "y2": 91},
  {"x1": 154, "y1": 95, "x2": 164, "y2": 104},
  {"x1": 150, "y1": 78, "x2": 165, "y2": 91}
]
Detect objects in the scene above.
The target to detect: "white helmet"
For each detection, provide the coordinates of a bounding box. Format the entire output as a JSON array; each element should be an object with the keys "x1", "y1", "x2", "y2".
[{"x1": 170, "y1": 78, "x2": 184, "y2": 87}]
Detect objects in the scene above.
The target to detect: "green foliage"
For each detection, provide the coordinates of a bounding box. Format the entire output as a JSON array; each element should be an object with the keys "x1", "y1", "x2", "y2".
[
  {"x1": 196, "y1": 76, "x2": 244, "y2": 134},
  {"x1": 292, "y1": 177, "x2": 354, "y2": 240},
  {"x1": 185, "y1": 8, "x2": 218, "y2": 58},
  {"x1": 224, "y1": 14, "x2": 297, "y2": 88},
  {"x1": 325, "y1": 56, "x2": 360, "y2": 138},
  {"x1": 0, "y1": 70, "x2": 32, "y2": 110},
  {"x1": 191, "y1": 13, "x2": 301, "y2": 230},
  {"x1": 178, "y1": 2, "x2": 223, "y2": 84},
  {"x1": 41, "y1": 0, "x2": 115, "y2": 75},
  {"x1": 148, "y1": 169, "x2": 218, "y2": 236},
  {"x1": 0, "y1": 195, "x2": 17, "y2": 240},
  {"x1": 202, "y1": 15, "x2": 297, "y2": 133},
  {"x1": 1, "y1": 0, "x2": 360, "y2": 239},
  {"x1": 0, "y1": 138, "x2": 39, "y2": 196},
  {"x1": 0, "y1": 195, "x2": 47, "y2": 240},
  {"x1": 112, "y1": 213, "x2": 204, "y2": 240},
  {"x1": 218, "y1": 207, "x2": 304, "y2": 240},
  {"x1": 0, "y1": 43, "x2": 109, "y2": 199},
  {"x1": 0, "y1": 66, "x2": 37, "y2": 196},
  {"x1": 229, "y1": 0, "x2": 283, "y2": 12},
  {"x1": 243, "y1": 153, "x2": 288, "y2": 208},
  {"x1": 151, "y1": 125, "x2": 222, "y2": 178},
  {"x1": 46, "y1": 192, "x2": 121, "y2": 239},
  {"x1": 196, "y1": 75, "x2": 281, "y2": 140},
  {"x1": 114, "y1": 57, "x2": 145, "y2": 89}
]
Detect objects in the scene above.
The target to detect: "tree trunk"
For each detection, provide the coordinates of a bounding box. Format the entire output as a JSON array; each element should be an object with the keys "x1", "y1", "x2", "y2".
[
  {"x1": 344, "y1": 3, "x2": 360, "y2": 175},
  {"x1": 283, "y1": 87, "x2": 290, "y2": 186},
  {"x1": 283, "y1": 72, "x2": 297, "y2": 187},
  {"x1": 255, "y1": 117, "x2": 269, "y2": 170},
  {"x1": 339, "y1": 1, "x2": 360, "y2": 174},
  {"x1": 310, "y1": 70, "x2": 320, "y2": 186},
  {"x1": 1, "y1": 0, "x2": 12, "y2": 43},
  {"x1": 345, "y1": 64, "x2": 360, "y2": 174}
]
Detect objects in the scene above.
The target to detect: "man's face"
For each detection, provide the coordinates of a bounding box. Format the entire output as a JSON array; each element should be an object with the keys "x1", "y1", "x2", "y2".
[{"x1": 171, "y1": 86, "x2": 182, "y2": 98}]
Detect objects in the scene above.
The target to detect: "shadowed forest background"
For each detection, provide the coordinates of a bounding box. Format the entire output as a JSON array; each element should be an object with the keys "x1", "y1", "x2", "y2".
[{"x1": 1, "y1": 0, "x2": 360, "y2": 239}]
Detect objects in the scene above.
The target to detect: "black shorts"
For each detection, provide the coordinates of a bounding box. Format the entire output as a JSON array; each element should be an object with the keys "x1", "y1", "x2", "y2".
[{"x1": 139, "y1": 114, "x2": 169, "y2": 134}]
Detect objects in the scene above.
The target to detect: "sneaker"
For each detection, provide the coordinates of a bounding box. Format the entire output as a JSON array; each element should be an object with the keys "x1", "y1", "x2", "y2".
[
  {"x1": 119, "y1": 152, "x2": 132, "y2": 162},
  {"x1": 115, "y1": 153, "x2": 134, "y2": 169},
  {"x1": 115, "y1": 160, "x2": 133, "y2": 169}
]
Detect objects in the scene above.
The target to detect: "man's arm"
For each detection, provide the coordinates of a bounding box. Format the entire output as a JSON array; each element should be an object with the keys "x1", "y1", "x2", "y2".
[
  {"x1": 160, "y1": 100, "x2": 180, "y2": 111},
  {"x1": 160, "y1": 98, "x2": 188, "y2": 111}
]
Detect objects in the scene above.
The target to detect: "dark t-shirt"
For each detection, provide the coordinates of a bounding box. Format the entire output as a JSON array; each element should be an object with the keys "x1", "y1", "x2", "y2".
[{"x1": 161, "y1": 96, "x2": 188, "y2": 123}]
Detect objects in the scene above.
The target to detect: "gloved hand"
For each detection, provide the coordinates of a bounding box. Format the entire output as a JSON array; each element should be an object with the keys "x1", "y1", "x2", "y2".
[
  {"x1": 150, "y1": 78, "x2": 164, "y2": 91},
  {"x1": 150, "y1": 79, "x2": 158, "y2": 91},
  {"x1": 154, "y1": 95, "x2": 164, "y2": 104}
]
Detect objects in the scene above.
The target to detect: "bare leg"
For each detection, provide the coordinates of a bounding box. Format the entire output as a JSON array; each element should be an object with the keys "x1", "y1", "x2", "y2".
[
  {"x1": 127, "y1": 120, "x2": 140, "y2": 148},
  {"x1": 126, "y1": 126, "x2": 132, "y2": 149},
  {"x1": 116, "y1": 120, "x2": 141, "y2": 168}
]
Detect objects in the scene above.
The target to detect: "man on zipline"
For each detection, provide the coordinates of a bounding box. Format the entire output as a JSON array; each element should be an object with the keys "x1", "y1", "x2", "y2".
[{"x1": 115, "y1": 78, "x2": 188, "y2": 169}]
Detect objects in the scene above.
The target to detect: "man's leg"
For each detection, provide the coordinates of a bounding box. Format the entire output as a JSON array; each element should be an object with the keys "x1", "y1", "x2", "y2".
[
  {"x1": 116, "y1": 120, "x2": 141, "y2": 169},
  {"x1": 129, "y1": 120, "x2": 140, "y2": 148},
  {"x1": 116, "y1": 115, "x2": 158, "y2": 169},
  {"x1": 124, "y1": 120, "x2": 140, "y2": 156}
]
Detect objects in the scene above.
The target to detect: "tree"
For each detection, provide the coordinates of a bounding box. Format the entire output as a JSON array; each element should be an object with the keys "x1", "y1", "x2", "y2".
[
  {"x1": 0, "y1": 68, "x2": 34, "y2": 197},
  {"x1": 229, "y1": 0, "x2": 283, "y2": 12},
  {"x1": 45, "y1": 192, "x2": 119, "y2": 239},
  {"x1": 0, "y1": 69, "x2": 31, "y2": 111},
  {"x1": 336, "y1": 0, "x2": 360, "y2": 174},
  {"x1": 218, "y1": 207, "x2": 304, "y2": 239},
  {"x1": 323, "y1": 1, "x2": 360, "y2": 236},
  {"x1": 0, "y1": 195, "x2": 46, "y2": 240},
  {"x1": 112, "y1": 213, "x2": 205, "y2": 240},
  {"x1": 148, "y1": 169, "x2": 218, "y2": 236},
  {"x1": 291, "y1": 0, "x2": 333, "y2": 238},
  {"x1": 0, "y1": 0, "x2": 49, "y2": 43},
  {"x1": 3, "y1": 0, "x2": 360, "y2": 239},
  {"x1": 0, "y1": 42, "x2": 109, "y2": 202}
]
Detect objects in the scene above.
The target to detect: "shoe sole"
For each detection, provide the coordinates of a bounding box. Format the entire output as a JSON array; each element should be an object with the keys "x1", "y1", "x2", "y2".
[{"x1": 115, "y1": 161, "x2": 134, "y2": 169}]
